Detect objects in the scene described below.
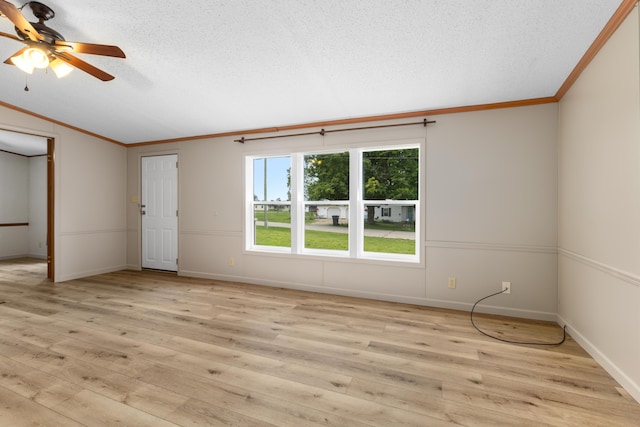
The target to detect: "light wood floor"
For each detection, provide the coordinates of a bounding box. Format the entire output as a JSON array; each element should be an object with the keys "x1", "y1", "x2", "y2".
[{"x1": 0, "y1": 258, "x2": 639, "y2": 426}]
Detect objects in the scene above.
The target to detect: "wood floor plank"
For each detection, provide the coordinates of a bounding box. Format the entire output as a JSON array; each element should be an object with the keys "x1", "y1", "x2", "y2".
[
  {"x1": 53, "y1": 389, "x2": 180, "y2": 426},
  {"x1": 479, "y1": 374, "x2": 640, "y2": 422},
  {"x1": 442, "y1": 380, "x2": 633, "y2": 427},
  {"x1": 164, "y1": 335, "x2": 355, "y2": 393},
  {"x1": 0, "y1": 384, "x2": 84, "y2": 427},
  {"x1": 137, "y1": 364, "x2": 371, "y2": 427},
  {"x1": 167, "y1": 397, "x2": 278, "y2": 426},
  {"x1": 368, "y1": 337, "x2": 630, "y2": 403},
  {"x1": 0, "y1": 354, "x2": 82, "y2": 407},
  {"x1": 346, "y1": 377, "x2": 541, "y2": 427},
  {"x1": 0, "y1": 259, "x2": 638, "y2": 426},
  {"x1": 271, "y1": 334, "x2": 481, "y2": 387}
]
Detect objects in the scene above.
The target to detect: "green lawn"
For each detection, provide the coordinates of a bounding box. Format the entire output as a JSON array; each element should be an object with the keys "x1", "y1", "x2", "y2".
[{"x1": 255, "y1": 226, "x2": 415, "y2": 254}]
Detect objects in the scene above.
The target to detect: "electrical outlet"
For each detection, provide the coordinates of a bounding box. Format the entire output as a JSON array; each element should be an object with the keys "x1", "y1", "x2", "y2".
[
  {"x1": 448, "y1": 277, "x2": 456, "y2": 289},
  {"x1": 228, "y1": 257, "x2": 235, "y2": 267},
  {"x1": 502, "y1": 281, "x2": 511, "y2": 294}
]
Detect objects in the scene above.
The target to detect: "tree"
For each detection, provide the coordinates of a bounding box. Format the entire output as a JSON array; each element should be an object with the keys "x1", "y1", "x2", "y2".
[
  {"x1": 304, "y1": 152, "x2": 350, "y2": 200},
  {"x1": 304, "y1": 148, "x2": 419, "y2": 223},
  {"x1": 362, "y1": 148, "x2": 418, "y2": 224},
  {"x1": 363, "y1": 148, "x2": 419, "y2": 200}
]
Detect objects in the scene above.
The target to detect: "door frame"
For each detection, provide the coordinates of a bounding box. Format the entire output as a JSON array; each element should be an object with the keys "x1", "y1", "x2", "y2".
[{"x1": 47, "y1": 137, "x2": 54, "y2": 281}]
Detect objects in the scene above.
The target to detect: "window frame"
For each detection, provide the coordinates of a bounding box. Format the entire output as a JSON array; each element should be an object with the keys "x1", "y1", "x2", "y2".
[{"x1": 244, "y1": 140, "x2": 423, "y2": 264}]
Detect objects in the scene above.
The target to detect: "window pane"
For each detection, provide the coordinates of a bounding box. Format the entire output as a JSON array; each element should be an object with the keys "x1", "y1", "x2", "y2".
[
  {"x1": 304, "y1": 203, "x2": 348, "y2": 251},
  {"x1": 363, "y1": 148, "x2": 419, "y2": 200},
  {"x1": 304, "y1": 153, "x2": 349, "y2": 201},
  {"x1": 303, "y1": 152, "x2": 349, "y2": 251},
  {"x1": 253, "y1": 156, "x2": 291, "y2": 248},
  {"x1": 254, "y1": 156, "x2": 291, "y2": 202},
  {"x1": 363, "y1": 204, "x2": 416, "y2": 255},
  {"x1": 253, "y1": 203, "x2": 291, "y2": 247}
]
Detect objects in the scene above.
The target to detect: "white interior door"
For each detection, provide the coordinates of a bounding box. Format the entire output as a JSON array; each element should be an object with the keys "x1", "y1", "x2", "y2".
[{"x1": 141, "y1": 155, "x2": 178, "y2": 271}]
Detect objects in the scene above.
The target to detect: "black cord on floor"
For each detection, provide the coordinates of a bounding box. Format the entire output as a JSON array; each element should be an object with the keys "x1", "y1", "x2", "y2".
[{"x1": 470, "y1": 289, "x2": 566, "y2": 346}]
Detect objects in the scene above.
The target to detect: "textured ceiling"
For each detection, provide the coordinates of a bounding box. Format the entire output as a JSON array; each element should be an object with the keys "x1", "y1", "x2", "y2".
[
  {"x1": 0, "y1": 0, "x2": 626, "y2": 145},
  {"x1": 0, "y1": 128, "x2": 47, "y2": 155}
]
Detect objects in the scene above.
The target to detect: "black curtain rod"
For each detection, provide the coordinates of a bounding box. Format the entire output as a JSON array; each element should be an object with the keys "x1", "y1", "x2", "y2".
[{"x1": 235, "y1": 118, "x2": 436, "y2": 143}]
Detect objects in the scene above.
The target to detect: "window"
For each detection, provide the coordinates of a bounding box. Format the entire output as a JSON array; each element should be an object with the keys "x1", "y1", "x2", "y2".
[
  {"x1": 304, "y1": 152, "x2": 349, "y2": 253},
  {"x1": 246, "y1": 144, "x2": 420, "y2": 262},
  {"x1": 362, "y1": 147, "x2": 418, "y2": 256},
  {"x1": 251, "y1": 156, "x2": 291, "y2": 250}
]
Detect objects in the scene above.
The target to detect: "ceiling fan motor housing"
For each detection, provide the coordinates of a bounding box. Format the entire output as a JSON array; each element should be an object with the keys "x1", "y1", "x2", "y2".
[
  {"x1": 28, "y1": 1, "x2": 55, "y2": 22},
  {"x1": 13, "y1": 2, "x2": 64, "y2": 43}
]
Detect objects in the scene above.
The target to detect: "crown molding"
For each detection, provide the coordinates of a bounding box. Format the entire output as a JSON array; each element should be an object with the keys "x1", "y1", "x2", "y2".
[{"x1": 2, "y1": 1, "x2": 636, "y2": 148}]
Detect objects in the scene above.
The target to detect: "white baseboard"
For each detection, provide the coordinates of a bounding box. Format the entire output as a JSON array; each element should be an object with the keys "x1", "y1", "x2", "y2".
[
  {"x1": 0, "y1": 254, "x2": 30, "y2": 261},
  {"x1": 0, "y1": 254, "x2": 45, "y2": 261},
  {"x1": 558, "y1": 315, "x2": 640, "y2": 404}
]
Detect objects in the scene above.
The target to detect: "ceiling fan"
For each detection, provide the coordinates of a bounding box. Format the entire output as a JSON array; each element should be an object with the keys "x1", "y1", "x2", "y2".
[{"x1": 0, "y1": 0, "x2": 125, "y2": 81}]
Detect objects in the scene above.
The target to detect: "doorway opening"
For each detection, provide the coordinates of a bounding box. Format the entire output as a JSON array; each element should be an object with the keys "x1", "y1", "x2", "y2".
[{"x1": 0, "y1": 130, "x2": 54, "y2": 282}]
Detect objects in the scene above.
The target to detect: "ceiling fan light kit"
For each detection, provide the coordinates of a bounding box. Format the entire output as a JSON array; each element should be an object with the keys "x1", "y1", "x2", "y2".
[
  {"x1": 10, "y1": 46, "x2": 48, "y2": 74},
  {"x1": 49, "y1": 57, "x2": 72, "y2": 78},
  {"x1": 0, "y1": 0, "x2": 125, "y2": 81},
  {"x1": 9, "y1": 49, "x2": 33, "y2": 73},
  {"x1": 23, "y1": 47, "x2": 48, "y2": 68}
]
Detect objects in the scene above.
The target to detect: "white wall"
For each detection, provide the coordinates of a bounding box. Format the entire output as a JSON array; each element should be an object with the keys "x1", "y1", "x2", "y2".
[
  {"x1": 0, "y1": 105, "x2": 128, "y2": 281},
  {"x1": 28, "y1": 155, "x2": 47, "y2": 258},
  {"x1": 127, "y1": 103, "x2": 558, "y2": 320},
  {"x1": 55, "y1": 127, "x2": 127, "y2": 281},
  {"x1": 425, "y1": 105, "x2": 558, "y2": 318},
  {"x1": 0, "y1": 152, "x2": 48, "y2": 260},
  {"x1": 558, "y1": 8, "x2": 640, "y2": 402},
  {"x1": 0, "y1": 150, "x2": 29, "y2": 258}
]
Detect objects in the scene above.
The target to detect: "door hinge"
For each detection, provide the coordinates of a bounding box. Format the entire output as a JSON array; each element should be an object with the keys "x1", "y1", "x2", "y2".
[
  {"x1": 176, "y1": 258, "x2": 178, "y2": 266},
  {"x1": 176, "y1": 161, "x2": 179, "y2": 168},
  {"x1": 176, "y1": 210, "x2": 179, "y2": 217}
]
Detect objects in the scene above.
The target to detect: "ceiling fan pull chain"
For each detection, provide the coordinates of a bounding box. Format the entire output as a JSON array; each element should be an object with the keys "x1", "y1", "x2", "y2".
[{"x1": 24, "y1": 75, "x2": 29, "y2": 92}]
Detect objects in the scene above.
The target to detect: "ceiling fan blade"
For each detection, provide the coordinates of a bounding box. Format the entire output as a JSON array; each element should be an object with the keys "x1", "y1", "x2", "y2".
[
  {"x1": 0, "y1": 0, "x2": 43, "y2": 42},
  {"x1": 3, "y1": 46, "x2": 26, "y2": 65},
  {"x1": 0, "y1": 30, "x2": 21, "y2": 42},
  {"x1": 53, "y1": 40, "x2": 125, "y2": 58},
  {"x1": 55, "y1": 52, "x2": 115, "y2": 81}
]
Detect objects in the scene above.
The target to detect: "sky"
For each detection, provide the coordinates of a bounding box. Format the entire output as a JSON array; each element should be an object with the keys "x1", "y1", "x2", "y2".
[{"x1": 253, "y1": 156, "x2": 290, "y2": 201}]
